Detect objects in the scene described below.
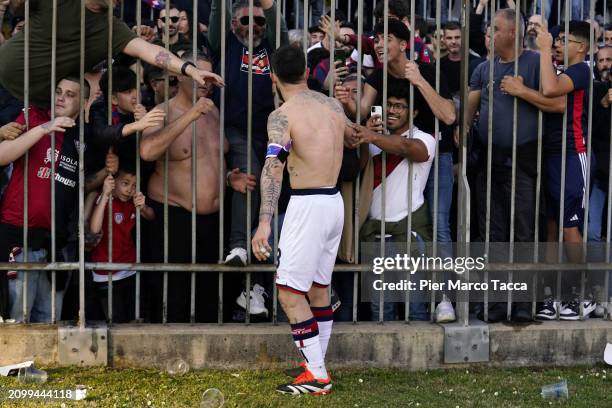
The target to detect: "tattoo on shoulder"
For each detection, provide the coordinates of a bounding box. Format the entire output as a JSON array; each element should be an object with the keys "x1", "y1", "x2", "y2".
[
  {"x1": 301, "y1": 90, "x2": 345, "y2": 114},
  {"x1": 267, "y1": 110, "x2": 289, "y2": 144},
  {"x1": 155, "y1": 51, "x2": 171, "y2": 69}
]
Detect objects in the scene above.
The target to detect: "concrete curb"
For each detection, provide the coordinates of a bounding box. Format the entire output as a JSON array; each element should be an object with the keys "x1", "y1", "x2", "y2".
[{"x1": 1, "y1": 321, "x2": 611, "y2": 369}]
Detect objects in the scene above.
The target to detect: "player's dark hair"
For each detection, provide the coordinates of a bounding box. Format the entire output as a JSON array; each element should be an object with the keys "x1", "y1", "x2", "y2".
[
  {"x1": 340, "y1": 21, "x2": 356, "y2": 31},
  {"x1": 100, "y1": 65, "x2": 137, "y2": 100},
  {"x1": 271, "y1": 45, "x2": 306, "y2": 84},
  {"x1": 605, "y1": 23, "x2": 612, "y2": 31}
]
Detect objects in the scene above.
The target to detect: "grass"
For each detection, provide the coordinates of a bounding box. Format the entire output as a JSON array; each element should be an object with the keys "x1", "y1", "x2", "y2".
[{"x1": 0, "y1": 364, "x2": 611, "y2": 407}]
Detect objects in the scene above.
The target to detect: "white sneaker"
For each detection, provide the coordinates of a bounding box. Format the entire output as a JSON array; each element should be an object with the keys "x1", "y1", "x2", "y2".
[
  {"x1": 435, "y1": 294, "x2": 456, "y2": 323},
  {"x1": 236, "y1": 283, "x2": 268, "y2": 316},
  {"x1": 224, "y1": 247, "x2": 247, "y2": 266}
]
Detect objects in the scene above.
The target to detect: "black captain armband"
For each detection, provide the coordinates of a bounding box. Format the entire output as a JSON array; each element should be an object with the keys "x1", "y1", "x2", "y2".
[{"x1": 266, "y1": 142, "x2": 292, "y2": 163}]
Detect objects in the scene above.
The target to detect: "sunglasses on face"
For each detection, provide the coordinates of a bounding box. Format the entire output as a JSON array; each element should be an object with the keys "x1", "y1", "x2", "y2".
[
  {"x1": 160, "y1": 16, "x2": 180, "y2": 24},
  {"x1": 239, "y1": 16, "x2": 266, "y2": 27}
]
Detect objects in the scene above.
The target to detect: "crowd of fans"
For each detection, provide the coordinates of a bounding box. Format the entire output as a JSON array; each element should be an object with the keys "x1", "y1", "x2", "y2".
[{"x1": 0, "y1": 0, "x2": 611, "y2": 325}]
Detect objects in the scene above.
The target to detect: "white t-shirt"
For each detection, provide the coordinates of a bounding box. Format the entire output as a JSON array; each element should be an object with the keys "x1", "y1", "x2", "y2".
[{"x1": 368, "y1": 127, "x2": 436, "y2": 222}]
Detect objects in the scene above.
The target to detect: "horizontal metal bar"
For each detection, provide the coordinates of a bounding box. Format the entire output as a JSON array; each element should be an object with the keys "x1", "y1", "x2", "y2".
[{"x1": 0, "y1": 262, "x2": 611, "y2": 272}]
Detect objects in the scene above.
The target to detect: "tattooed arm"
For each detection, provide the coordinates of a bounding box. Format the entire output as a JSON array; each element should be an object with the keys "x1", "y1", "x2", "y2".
[
  {"x1": 259, "y1": 109, "x2": 290, "y2": 223},
  {"x1": 122, "y1": 38, "x2": 225, "y2": 87},
  {"x1": 251, "y1": 109, "x2": 290, "y2": 261}
]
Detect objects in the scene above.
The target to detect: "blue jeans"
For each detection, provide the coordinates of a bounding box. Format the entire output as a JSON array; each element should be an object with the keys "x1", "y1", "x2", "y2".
[
  {"x1": 8, "y1": 248, "x2": 67, "y2": 322},
  {"x1": 425, "y1": 151, "x2": 454, "y2": 244},
  {"x1": 588, "y1": 178, "x2": 606, "y2": 242},
  {"x1": 369, "y1": 233, "x2": 429, "y2": 321},
  {"x1": 537, "y1": 0, "x2": 590, "y2": 20},
  {"x1": 226, "y1": 127, "x2": 266, "y2": 251}
]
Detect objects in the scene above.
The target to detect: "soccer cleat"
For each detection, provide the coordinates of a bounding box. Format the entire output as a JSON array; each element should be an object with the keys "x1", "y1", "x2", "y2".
[
  {"x1": 283, "y1": 361, "x2": 306, "y2": 377},
  {"x1": 224, "y1": 247, "x2": 247, "y2": 266},
  {"x1": 276, "y1": 368, "x2": 332, "y2": 395},
  {"x1": 435, "y1": 294, "x2": 456, "y2": 323},
  {"x1": 236, "y1": 283, "x2": 268, "y2": 316}
]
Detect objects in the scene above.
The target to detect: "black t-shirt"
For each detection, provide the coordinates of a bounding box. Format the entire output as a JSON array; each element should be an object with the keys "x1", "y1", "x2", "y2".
[
  {"x1": 439, "y1": 57, "x2": 461, "y2": 95},
  {"x1": 366, "y1": 63, "x2": 454, "y2": 152}
]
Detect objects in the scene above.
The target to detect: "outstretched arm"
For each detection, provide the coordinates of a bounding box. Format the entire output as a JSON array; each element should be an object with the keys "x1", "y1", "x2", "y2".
[
  {"x1": 123, "y1": 38, "x2": 225, "y2": 87},
  {"x1": 251, "y1": 109, "x2": 290, "y2": 261}
]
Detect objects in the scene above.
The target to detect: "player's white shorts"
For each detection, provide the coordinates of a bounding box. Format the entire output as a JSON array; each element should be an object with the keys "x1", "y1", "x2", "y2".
[{"x1": 276, "y1": 187, "x2": 344, "y2": 295}]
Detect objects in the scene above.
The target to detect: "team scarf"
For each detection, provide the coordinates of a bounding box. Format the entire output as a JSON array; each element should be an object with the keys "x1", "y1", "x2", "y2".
[
  {"x1": 111, "y1": 104, "x2": 121, "y2": 126},
  {"x1": 142, "y1": 0, "x2": 165, "y2": 10}
]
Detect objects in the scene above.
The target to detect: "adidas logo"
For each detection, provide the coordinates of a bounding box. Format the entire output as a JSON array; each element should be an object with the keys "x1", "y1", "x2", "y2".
[{"x1": 570, "y1": 214, "x2": 579, "y2": 222}]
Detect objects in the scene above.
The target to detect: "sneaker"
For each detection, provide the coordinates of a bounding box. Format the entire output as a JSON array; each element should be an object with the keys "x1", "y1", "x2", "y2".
[
  {"x1": 435, "y1": 294, "x2": 456, "y2": 323},
  {"x1": 276, "y1": 368, "x2": 332, "y2": 395},
  {"x1": 560, "y1": 296, "x2": 596, "y2": 320},
  {"x1": 284, "y1": 361, "x2": 306, "y2": 377},
  {"x1": 536, "y1": 296, "x2": 559, "y2": 320},
  {"x1": 511, "y1": 303, "x2": 533, "y2": 322},
  {"x1": 224, "y1": 247, "x2": 247, "y2": 266},
  {"x1": 236, "y1": 283, "x2": 268, "y2": 316}
]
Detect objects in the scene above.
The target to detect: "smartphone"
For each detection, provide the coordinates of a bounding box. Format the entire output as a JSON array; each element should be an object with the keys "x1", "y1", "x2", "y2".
[
  {"x1": 333, "y1": 49, "x2": 347, "y2": 65},
  {"x1": 371, "y1": 105, "x2": 382, "y2": 118}
]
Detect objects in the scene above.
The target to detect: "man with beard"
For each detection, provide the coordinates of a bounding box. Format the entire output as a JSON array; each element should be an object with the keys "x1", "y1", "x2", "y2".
[
  {"x1": 525, "y1": 14, "x2": 546, "y2": 51},
  {"x1": 154, "y1": 3, "x2": 191, "y2": 54},
  {"x1": 208, "y1": 0, "x2": 288, "y2": 268}
]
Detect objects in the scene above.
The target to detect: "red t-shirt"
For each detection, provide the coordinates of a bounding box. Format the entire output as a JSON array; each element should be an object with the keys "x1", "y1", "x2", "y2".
[
  {"x1": 0, "y1": 106, "x2": 64, "y2": 229},
  {"x1": 91, "y1": 194, "x2": 136, "y2": 275}
]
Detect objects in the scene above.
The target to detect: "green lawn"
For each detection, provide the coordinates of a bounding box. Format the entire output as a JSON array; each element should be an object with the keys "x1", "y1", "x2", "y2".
[{"x1": 0, "y1": 364, "x2": 611, "y2": 407}]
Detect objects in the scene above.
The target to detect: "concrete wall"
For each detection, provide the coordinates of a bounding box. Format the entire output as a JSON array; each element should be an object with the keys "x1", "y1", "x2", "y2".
[{"x1": 1, "y1": 321, "x2": 611, "y2": 369}]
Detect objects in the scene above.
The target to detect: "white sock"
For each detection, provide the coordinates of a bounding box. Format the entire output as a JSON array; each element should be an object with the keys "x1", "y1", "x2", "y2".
[
  {"x1": 291, "y1": 318, "x2": 328, "y2": 379},
  {"x1": 311, "y1": 305, "x2": 334, "y2": 358}
]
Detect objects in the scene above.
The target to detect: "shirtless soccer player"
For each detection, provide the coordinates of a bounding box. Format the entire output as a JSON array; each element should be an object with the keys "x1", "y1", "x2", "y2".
[{"x1": 252, "y1": 45, "x2": 347, "y2": 395}]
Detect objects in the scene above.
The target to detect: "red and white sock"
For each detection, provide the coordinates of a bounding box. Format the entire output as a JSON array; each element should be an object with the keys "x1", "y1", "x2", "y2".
[{"x1": 290, "y1": 317, "x2": 328, "y2": 379}]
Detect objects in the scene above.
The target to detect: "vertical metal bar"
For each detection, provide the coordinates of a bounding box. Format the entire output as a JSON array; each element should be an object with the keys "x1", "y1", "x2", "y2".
[
  {"x1": 273, "y1": 0, "x2": 282, "y2": 326},
  {"x1": 580, "y1": 0, "x2": 595, "y2": 319},
  {"x1": 533, "y1": 0, "x2": 545, "y2": 319},
  {"x1": 78, "y1": 0, "x2": 86, "y2": 329},
  {"x1": 135, "y1": 0, "x2": 143, "y2": 322},
  {"x1": 303, "y1": 0, "x2": 309, "y2": 56},
  {"x1": 295, "y1": 0, "x2": 299, "y2": 30},
  {"x1": 372, "y1": 0, "x2": 376, "y2": 30},
  {"x1": 605, "y1": 0, "x2": 608, "y2": 26},
  {"x1": 457, "y1": 0, "x2": 471, "y2": 326},
  {"x1": 107, "y1": 3, "x2": 114, "y2": 325},
  {"x1": 22, "y1": 0, "x2": 30, "y2": 323},
  {"x1": 506, "y1": 0, "x2": 521, "y2": 321},
  {"x1": 354, "y1": 0, "x2": 364, "y2": 324},
  {"x1": 329, "y1": 2, "x2": 335, "y2": 97},
  {"x1": 218, "y1": 0, "x2": 228, "y2": 326},
  {"x1": 50, "y1": 0, "x2": 58, "y2": 324},
  {"x1": 120, "y1": 0, "x2": 125, "y2": 21},
  {"x1": 162, "y1": 0, "x2": 170, "y2": 325},
  {"x1": 430, "y1": 0, "x2": 442, "y2": 322},
  {"x1": 245, "y1": 0, "x2": 255, "y2": 325},
  {"x1": 190, "y1": 0, "x2": 199, "y2": 325},
  {"x1": 484, "y1": 0, "x2": 496, "y2": 323},
  {"x1": 379, "y1": 0, "x2": 388, "y2": 324},
  {"x1": 348, "y1": 0, "x2": 352, "y2": 22},
  {"x1": 405, "y1": 0, "x2": 415, "y2": 324},
  {"x1": 557, "y1": 0, "x2": 571, "y2": 319}
]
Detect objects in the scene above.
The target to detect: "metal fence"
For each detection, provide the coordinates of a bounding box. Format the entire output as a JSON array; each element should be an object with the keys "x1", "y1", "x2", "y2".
[{"x1": 0, "y1": 0, "x2": 611, "y2": 330}]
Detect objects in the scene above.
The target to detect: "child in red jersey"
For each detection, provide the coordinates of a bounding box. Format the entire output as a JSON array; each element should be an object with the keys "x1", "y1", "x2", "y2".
[{"x1": 89, "y1": 164, "x2": 154, "y2": 322}]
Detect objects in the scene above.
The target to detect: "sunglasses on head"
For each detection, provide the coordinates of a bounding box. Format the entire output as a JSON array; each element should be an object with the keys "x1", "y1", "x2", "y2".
[
  {"x1": 160, "y1": 16, "x2": 180, "y2": 24},
  {"x1": 239, "y1": 16, "x2": 266, "y2": 27}
]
